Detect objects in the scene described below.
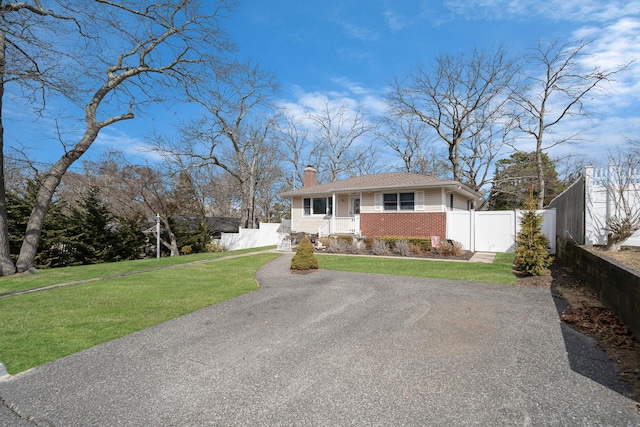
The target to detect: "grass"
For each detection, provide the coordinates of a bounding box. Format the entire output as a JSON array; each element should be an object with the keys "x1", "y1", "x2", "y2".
[
  {"x1": 0, "y1": 249, "x2": 516, "y2": 375},
  {"x1": 0, "y1": 246, "x2": 275, "y2": 295},
  {"x1": 318, "y1": 252, "x2": 517, "y2": 286},
  {"x1": 0, "y1": 252, "x2": 279, "y2": 374}
]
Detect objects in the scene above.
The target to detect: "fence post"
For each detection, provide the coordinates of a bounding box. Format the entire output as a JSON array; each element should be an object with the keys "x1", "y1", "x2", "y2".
[{"x1": 470, "y1": 210, "x2": 476, "y2": 252}]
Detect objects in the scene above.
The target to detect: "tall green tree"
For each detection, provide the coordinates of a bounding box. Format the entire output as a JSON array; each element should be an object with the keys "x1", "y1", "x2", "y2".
[
  {"x1": 57, "y1": 187, "x2": 145, "y2": 266},
  {"x1": 5, "y1": 180, "x2": 67, "y2": 268},
  {"x1": 488, "y1": 152, "x2": 564, "y2": 210}
]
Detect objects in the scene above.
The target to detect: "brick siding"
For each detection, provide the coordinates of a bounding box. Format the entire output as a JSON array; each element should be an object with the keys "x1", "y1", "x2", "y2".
[{"x1": 360, "y1": 212, "x2": 446, "y2": 238}]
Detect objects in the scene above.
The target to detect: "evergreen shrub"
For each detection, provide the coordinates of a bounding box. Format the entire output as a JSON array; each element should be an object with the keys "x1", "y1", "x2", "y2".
[
  {"x1": 290, "y1": 236, "x2": 319, "y2": 271},
  {"x1": 515, "y1": 201, "x2": 553, "y2": 275}
]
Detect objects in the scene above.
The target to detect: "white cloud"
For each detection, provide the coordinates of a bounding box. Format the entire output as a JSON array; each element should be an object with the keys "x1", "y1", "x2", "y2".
[
  {"x1": 340, "y1": 20, "x2": 379, "y2": 41},
  {"x1": 281, "y1": 82, "x2": 386, "y2": 124},
  {"x1": 443, "y1": 0, "x2": 640, "y2": 23},
  {"x1": 383, "y1": 9, "x2": 407, "y2": 32},
  {"x1": 95, "y1": 129, "x2": 164, "y2": 163}
]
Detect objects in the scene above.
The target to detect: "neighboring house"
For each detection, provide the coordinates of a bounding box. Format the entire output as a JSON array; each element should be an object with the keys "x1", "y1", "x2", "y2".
[
  {"x1": 206, "y1": 216, "x2": 241, "y2": 238},
  {"x1": 280, "y1": 166, "x2": 480, "y2": 238}
]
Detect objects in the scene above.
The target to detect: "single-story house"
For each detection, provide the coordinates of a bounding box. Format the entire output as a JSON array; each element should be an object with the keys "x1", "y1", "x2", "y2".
[{"x1": 280, "y1": 166, "x2": 481, "y2": 238}]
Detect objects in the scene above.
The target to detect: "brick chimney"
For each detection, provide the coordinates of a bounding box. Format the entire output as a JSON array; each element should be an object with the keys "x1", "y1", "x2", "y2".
[{"x1": 303, "y1": 165, "x2": 318, "y2": 187}]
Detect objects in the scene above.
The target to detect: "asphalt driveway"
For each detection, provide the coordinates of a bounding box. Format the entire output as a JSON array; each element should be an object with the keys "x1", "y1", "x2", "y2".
[{"x1": 1, "y1": 253, "x2": 638, "y2": 426}]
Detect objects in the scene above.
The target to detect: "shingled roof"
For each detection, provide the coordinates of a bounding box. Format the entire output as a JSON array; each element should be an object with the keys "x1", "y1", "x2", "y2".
[{"x1": 281, "y1": 172, "x2": 480, "y2": 199}]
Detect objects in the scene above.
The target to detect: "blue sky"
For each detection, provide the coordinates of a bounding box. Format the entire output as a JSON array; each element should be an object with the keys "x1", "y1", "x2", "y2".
[{"x1": 5, "y1": 0, "x2": 640, "y2": 175}]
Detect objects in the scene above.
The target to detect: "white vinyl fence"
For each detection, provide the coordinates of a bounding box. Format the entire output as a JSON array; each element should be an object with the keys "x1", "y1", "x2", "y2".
[
  {"x1": 447, "y1": 210, "x2": 556, "y2": 254},
  {"x1": 220, "y1": 222, "x2": 285, "y2": 251},
  {"x1": 585, "y1": 166, "x2": 640, "y2": 246}
]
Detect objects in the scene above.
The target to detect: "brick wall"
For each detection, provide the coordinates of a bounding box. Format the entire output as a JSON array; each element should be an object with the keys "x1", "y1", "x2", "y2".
[{"x1": 360, "y1": 212, "x2": 446, "y2": 238}]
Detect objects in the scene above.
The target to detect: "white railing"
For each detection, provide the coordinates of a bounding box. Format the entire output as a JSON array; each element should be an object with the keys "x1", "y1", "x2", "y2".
[
  {"x1": 589, "y1": 165, "x2": 640, "y2": 186},
  {"x1": 319, "y1": 222, "x2": 331, "y2": 237},
  {"x1": 318, "y1": 217, "x2": 360, "y2": 237}
]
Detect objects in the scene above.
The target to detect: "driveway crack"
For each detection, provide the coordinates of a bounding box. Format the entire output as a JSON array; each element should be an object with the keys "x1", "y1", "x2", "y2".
[{"x1": 1, "y1": 395, "x2": 50, "y2": 426}]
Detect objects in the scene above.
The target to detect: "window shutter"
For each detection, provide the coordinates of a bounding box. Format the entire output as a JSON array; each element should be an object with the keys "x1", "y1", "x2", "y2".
[
  {"x1": 374, "y1": 192, "x2": 382, "y2": 212},
  {"x1": 415, "y1": 191, "x2": 425, "y2": 211}
]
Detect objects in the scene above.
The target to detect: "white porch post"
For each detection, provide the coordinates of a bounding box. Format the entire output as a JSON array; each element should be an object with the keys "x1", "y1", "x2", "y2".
[{"x1": 331, "y1": 192, "x2": 336, "y2": 235}]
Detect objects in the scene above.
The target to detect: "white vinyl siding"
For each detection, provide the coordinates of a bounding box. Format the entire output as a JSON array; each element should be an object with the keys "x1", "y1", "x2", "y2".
[
  {"x1": 415, "y1": 191, "x2": 425, "y2": 211},
  {"x1": 374, "y1": 192, "x2": 383, "y2": 212},
  {"x1": 423, "y1": 189, "x2": 442, "y2": 212}
]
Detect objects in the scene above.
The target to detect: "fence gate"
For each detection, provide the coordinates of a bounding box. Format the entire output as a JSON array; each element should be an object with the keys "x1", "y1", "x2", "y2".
[
  {"x1": 474, "y1": 211, "x2": 516, "y2": 252},
  {"x1": 446, "y1": 210, "x2": 556, "y2": 254}
]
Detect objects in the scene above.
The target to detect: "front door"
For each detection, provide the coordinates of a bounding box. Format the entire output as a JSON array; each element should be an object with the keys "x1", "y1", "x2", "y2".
[
  {"x1": 349, "y1": 195, "x2": 360, "y2": 234},
  {"x1": 349, "y1": 195, "x2": 360, "y2": 217}
]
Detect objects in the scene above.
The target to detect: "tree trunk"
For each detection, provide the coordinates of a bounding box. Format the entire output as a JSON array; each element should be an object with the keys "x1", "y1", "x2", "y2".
[
  {"x1": 159, "y1": 216, "x2": 179, "y2": 256},
  {"x1": 535, "y1": 125, "x2": 545, "y2": 209},
  {"x1": 15, "y1": 126, "x2": 101, "y2": 272},
  {"x1": 0, "y1": 29, "x2": 17, "y2": 275},
  {"x1": 449, "y1": 140, "x2": 461, "y2": 182},
  {"x1": 536, "y1": 148, "x2": 545, "y2": 209}
]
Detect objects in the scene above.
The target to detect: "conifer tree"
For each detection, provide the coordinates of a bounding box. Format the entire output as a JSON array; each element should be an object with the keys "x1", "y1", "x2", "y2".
[
  {"x1": 515, "y1": 199, "x2": 553, "y2": 275},
  {"x1": 290, "y1": 236, "x2": 319, "y2": 271}
]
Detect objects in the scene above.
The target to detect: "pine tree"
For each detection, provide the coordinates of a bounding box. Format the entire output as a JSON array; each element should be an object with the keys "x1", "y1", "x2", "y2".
[
  {"x1": 6, "y1": 181, "x2": 68, "y2": 268},
  {"x1": 515, "y1": 199, "x2": 553, "y2": 276},
  {"x1": 59, "y1": 187, "x2": 146, "y2": 265}
]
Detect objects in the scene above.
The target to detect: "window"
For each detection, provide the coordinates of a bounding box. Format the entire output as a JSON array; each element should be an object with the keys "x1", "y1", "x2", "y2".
[
  {"x1": 303, "y1": 198, "x2": 311, "y2": 215},
  {"x1": 383, "y1": 193, "x2": 397, "y2": 211},
  {"x1": 399, "y1": 192, "x2": 415, "y2": 210},
  {"x1": 313, "y1": 198, "x2": 326, "y2": 215},
  {"x1": 383, "y1": 192, "x2": 415, "y2": 211},
  {"x1": 303, "y1": 197, "x2": 333, "y2": 215}
]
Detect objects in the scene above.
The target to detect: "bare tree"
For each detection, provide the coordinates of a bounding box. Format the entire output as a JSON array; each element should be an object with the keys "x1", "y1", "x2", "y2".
[
  {"x1": 460, "y1": 118, "x2": 514, "y2": 193},
  {"x1": 158, "y1": 63, "x2": 281, "y2": 229},
  {"x1": 601, "y1": 146, "x2": 640, "y2": 251},
  {"x1": 0, "y1": 1, "x2": 80, "y2": 274},
  {"x1": 307, "y1": 100, "x2": 377, "y2": 182},
  {"x1": 0, "y1": 0, "x2": 235, "y2": 274},
  {"x1": 278, "y1": 114, "x2": 316, "y2": 188},
  {"x1": 377, "y1": 115, "x2": 449, "y2": 176},
  {"x1": 388, "y1": 47, "x2": 517, "y2": 186},
  {"x1": 510, "y1": 40, "x2": 628, "y2": 209}
]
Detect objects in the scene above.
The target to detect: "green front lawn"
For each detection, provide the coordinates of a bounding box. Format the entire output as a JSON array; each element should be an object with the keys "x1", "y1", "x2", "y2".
[
  {"x1": 0, "y1": 246, "x2": 275, "y2": 295},
  {"x1": 318, "y1": 252, "x2": 517, "y2": 285},
  {"x1": 0, "y1": 252, "x2": 279, "y2": 374}
]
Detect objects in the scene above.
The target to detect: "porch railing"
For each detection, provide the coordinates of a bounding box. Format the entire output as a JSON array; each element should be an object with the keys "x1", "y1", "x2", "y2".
[{"x1": 318, "y1": 217, "x2": 360, "y2": 237}]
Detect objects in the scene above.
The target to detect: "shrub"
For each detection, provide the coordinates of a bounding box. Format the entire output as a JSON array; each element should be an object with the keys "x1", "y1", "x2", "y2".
[
  {"x1": 290, "y1": 236, "x2": 319, "y2": 270},
  {"x1": 363, "y1": 237, "x2": 374, "y2": 250},
  {"x1": 319, "y1": 237, "x2": 332, "y2": 248},
  {"x1": 181, "y1": 245, "x2": 193, "y2": 255},
  {"x1": 393, "y1": 240, "x2": 411, "y2": 256},
  {"x1": 337, "y1": 235, "x2": 354, "y2": 245},
  {"x1": 371, "y1": 239, "x2": 390, "y2": 255},
  {"x1": 515, "y1": 201, "x2": 552, "y2": 275},
  {"x1": 438, "y1": 239, "x2": 463, "y2": 257},
  {"x1": 206, "y1": 240, "x2": 227, "y2": 252},
  {"x1": 349, "y1": 240, "x2": 365, "y2": 254},
  {"x1": 377, "y1": 236, "x2": 432, "y2": 252},
  {"x1": 410, "y1": 243, "x2": 424, "y2": 255},
  {"x1": 326, "y1": 238, "x2": 349, "y2": 254}
]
